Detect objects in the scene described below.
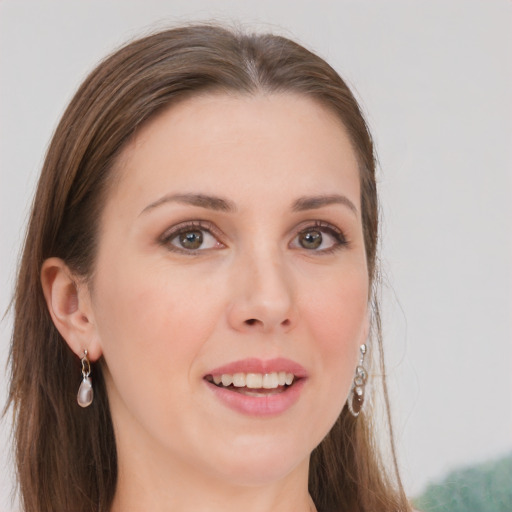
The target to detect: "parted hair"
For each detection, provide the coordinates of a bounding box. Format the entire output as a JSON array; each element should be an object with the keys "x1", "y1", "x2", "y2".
[{"x1": 7, "y1": 24, "x2": 411, "y2": 512}]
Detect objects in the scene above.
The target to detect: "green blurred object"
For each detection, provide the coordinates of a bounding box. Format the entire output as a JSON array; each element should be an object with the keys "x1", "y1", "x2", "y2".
[{"x1": 413, "y1": 453, "x2": 512, "y2": 512}]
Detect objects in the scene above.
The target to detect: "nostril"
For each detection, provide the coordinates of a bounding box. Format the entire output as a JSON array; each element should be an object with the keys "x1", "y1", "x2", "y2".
[{"x1": 243, "y1": 318, "x2": 291, "y2": 329}]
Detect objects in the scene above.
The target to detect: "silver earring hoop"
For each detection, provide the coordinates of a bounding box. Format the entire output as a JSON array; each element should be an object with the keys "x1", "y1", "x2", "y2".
[
  {"x1": 77, "y1": 350, "x2": 93, "y2": 408},
  {"x1": 347, "y1": 344, "x2": 368, "y2": 417}
]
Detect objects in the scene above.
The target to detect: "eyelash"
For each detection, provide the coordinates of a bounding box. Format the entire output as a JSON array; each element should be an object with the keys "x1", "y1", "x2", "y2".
[
  {"x1": 293, "y1": 221, "x2": 349, "y2": 254},
  {"x1": 159, "y1": 220, "x2": 348, "y2": 255},
  {"x1": 159, "y1": 221, "x2": 224, "y2": 254}
]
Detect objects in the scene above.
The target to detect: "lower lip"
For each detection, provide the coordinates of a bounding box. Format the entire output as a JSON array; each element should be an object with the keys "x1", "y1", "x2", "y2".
[{"x1": 205, "y1": 379, "x2": 306, "y2": 417}]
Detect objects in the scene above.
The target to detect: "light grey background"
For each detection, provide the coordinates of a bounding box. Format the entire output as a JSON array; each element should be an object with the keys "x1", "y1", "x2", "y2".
[{"x1": 1, "y1": 1, "x2": 511, "y2": 510}]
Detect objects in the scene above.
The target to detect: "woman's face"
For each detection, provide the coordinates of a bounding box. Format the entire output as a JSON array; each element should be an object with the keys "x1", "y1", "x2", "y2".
[{"x1": 87, "y1": 93, "x2": 369, "y2": 486}]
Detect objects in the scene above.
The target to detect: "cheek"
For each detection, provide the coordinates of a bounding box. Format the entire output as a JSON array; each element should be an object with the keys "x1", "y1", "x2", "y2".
[
  {"x1": 90, "y1": 259, "x2": 223, "y2": 414},
  {"x1": 300, "y1": 270, "x2": 368, "y2": 420},
  {"x1": 304, "y1": 270, "x2": 368, "y2": 353},
  {"x1": 94, "y1": 256, "x2": 219, "y2": 347},
  {"x1": 279, "y1": 272, "x2": 368, "y2": 453}
]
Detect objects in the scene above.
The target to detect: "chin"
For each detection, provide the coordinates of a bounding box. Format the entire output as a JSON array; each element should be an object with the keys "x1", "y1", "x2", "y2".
[{"x1": 201, "y1": 434, "x2": 311, "y2": 488}]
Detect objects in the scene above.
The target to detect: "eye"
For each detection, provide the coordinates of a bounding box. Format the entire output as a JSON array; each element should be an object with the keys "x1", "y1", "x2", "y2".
[
  {"x1": 161, "y1": 222, "x2": 224, "y2": 253},
  {"x1": 291, "y1": 223, "x2": 347, "y2": 253}
]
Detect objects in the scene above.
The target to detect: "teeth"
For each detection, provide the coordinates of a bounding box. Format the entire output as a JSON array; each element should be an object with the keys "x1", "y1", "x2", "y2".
[
  {"x1": 262, "y1": 373, "x2": 279, "y2": 389},
  {"x1": 221, "y1": 374, "x2": 233, "y2": 387},
  {"x1": 232, "y1": 373, "x2": 246, "y2": 387},
  {"x1": 212, "y1": 372, "x2": 295, "y2": 389},
  {"x1": 246, "y1": 373, "x2": 263, "y2": 388}
]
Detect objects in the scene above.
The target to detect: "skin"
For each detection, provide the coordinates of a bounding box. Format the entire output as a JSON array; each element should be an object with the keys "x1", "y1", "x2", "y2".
[{"x1": 42, "y1": 93, "x2": 369, "y2": 512}]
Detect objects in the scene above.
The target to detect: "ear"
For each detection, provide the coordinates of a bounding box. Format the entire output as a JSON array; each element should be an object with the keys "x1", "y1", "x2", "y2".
[{"x1": 41, "y1": 257, "x2": 103, "y2": 361}]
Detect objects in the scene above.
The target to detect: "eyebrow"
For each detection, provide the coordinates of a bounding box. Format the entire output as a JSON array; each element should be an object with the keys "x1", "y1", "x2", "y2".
[
  {"x1": 291, "y1": 194, "x2": 358, "y2": 215},
  {"x1": 140, "y1": 192, "x2": 357, "y2": 216},
  {"x1": 140, "y1": 193, "x2": 237, "y2": 215}
]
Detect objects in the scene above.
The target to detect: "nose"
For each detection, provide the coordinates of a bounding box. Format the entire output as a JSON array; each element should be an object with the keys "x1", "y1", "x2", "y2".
[{"x1": 226, "y1": 247, "x2": 297, "y2": 334}]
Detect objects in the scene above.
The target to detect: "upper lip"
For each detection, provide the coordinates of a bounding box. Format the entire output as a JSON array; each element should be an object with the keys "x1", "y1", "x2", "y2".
[{"x1": 205, "y1": 357, "x2": 308, "y2": 378}]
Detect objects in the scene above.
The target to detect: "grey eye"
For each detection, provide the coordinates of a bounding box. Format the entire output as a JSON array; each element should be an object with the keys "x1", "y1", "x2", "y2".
[
  {"x1": 298, "y1": 230, "x2": 322, "y2": 249},
  {"x1": 179, "y1": 230, "x2": 203, "y2": 250},
  {"x1": 291, "y1": 224, "x2": 346, "y2": 252},
  {"x1": 167, "y1": 227, "x2": 220, "y2": 251}
]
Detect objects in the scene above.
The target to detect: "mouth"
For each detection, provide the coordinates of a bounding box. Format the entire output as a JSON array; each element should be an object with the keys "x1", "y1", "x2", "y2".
[
  {"x1": 203, "y1": 358, "x2": 307, "y2": 416},
  {"x1": 204, "y1": 371, "x2": 298, "y2": 397}
]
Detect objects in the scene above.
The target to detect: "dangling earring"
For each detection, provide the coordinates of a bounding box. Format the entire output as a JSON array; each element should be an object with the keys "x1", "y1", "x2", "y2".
[
  {"x1": 77, "y1": 350, "x2": 93, "y2": 408},
  {"x1": 347, "y1": 344, "x2": 368, "y2": 417}
]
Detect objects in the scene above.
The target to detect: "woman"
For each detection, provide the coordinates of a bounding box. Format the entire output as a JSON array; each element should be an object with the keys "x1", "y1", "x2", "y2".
[{"x1": 7, "y1": 24, "x2": 411, "y2": 512}]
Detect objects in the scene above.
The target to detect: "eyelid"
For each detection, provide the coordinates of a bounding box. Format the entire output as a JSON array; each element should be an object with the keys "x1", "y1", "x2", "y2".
[
  {"x1": 290, "y1": 220, "x2": 348, "y2": 252},
  {"x1": 159, "y1": 219, "x2": 348, "y2": 254},
  {"x1": 159, "y1": 220, "x2": 225, "y2": 253}
]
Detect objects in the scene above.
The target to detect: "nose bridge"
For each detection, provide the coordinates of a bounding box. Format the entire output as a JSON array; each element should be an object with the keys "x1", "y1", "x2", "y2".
[{"x1": 228, "y1": 240, "x2": 296, "y2": 333}]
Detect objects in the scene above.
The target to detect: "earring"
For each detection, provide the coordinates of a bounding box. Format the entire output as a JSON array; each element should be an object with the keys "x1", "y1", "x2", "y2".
[
  {"x1": 77, "y1": 350, "x2": 93, "y2": 408},
  {"x1": 347, "y1": 344, "x2": 368, "y2": 417}
]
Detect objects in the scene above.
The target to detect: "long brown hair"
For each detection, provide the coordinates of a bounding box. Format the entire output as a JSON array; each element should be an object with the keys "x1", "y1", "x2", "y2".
[{"x1": 7, "y1": 24, "x2": 411, "y2": 512}]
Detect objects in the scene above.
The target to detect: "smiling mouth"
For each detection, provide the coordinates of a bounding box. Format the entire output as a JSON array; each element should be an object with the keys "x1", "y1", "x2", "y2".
[{"x1": 205, "y1": 372, "x2": 297, "y2": 396}]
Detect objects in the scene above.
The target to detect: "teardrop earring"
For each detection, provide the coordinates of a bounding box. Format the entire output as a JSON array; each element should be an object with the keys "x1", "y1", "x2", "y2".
[
  {"x1": 77, "y1": 350, "x2": 93, "y2": 408},
  {"x1": 347, "y1": 344, "x2": 368, "y2": 417}
]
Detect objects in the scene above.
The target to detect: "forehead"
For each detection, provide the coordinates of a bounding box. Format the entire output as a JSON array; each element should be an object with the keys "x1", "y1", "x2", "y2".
[{"x1": 108, "y1": 92, "x2": 361, "y2": 214}]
